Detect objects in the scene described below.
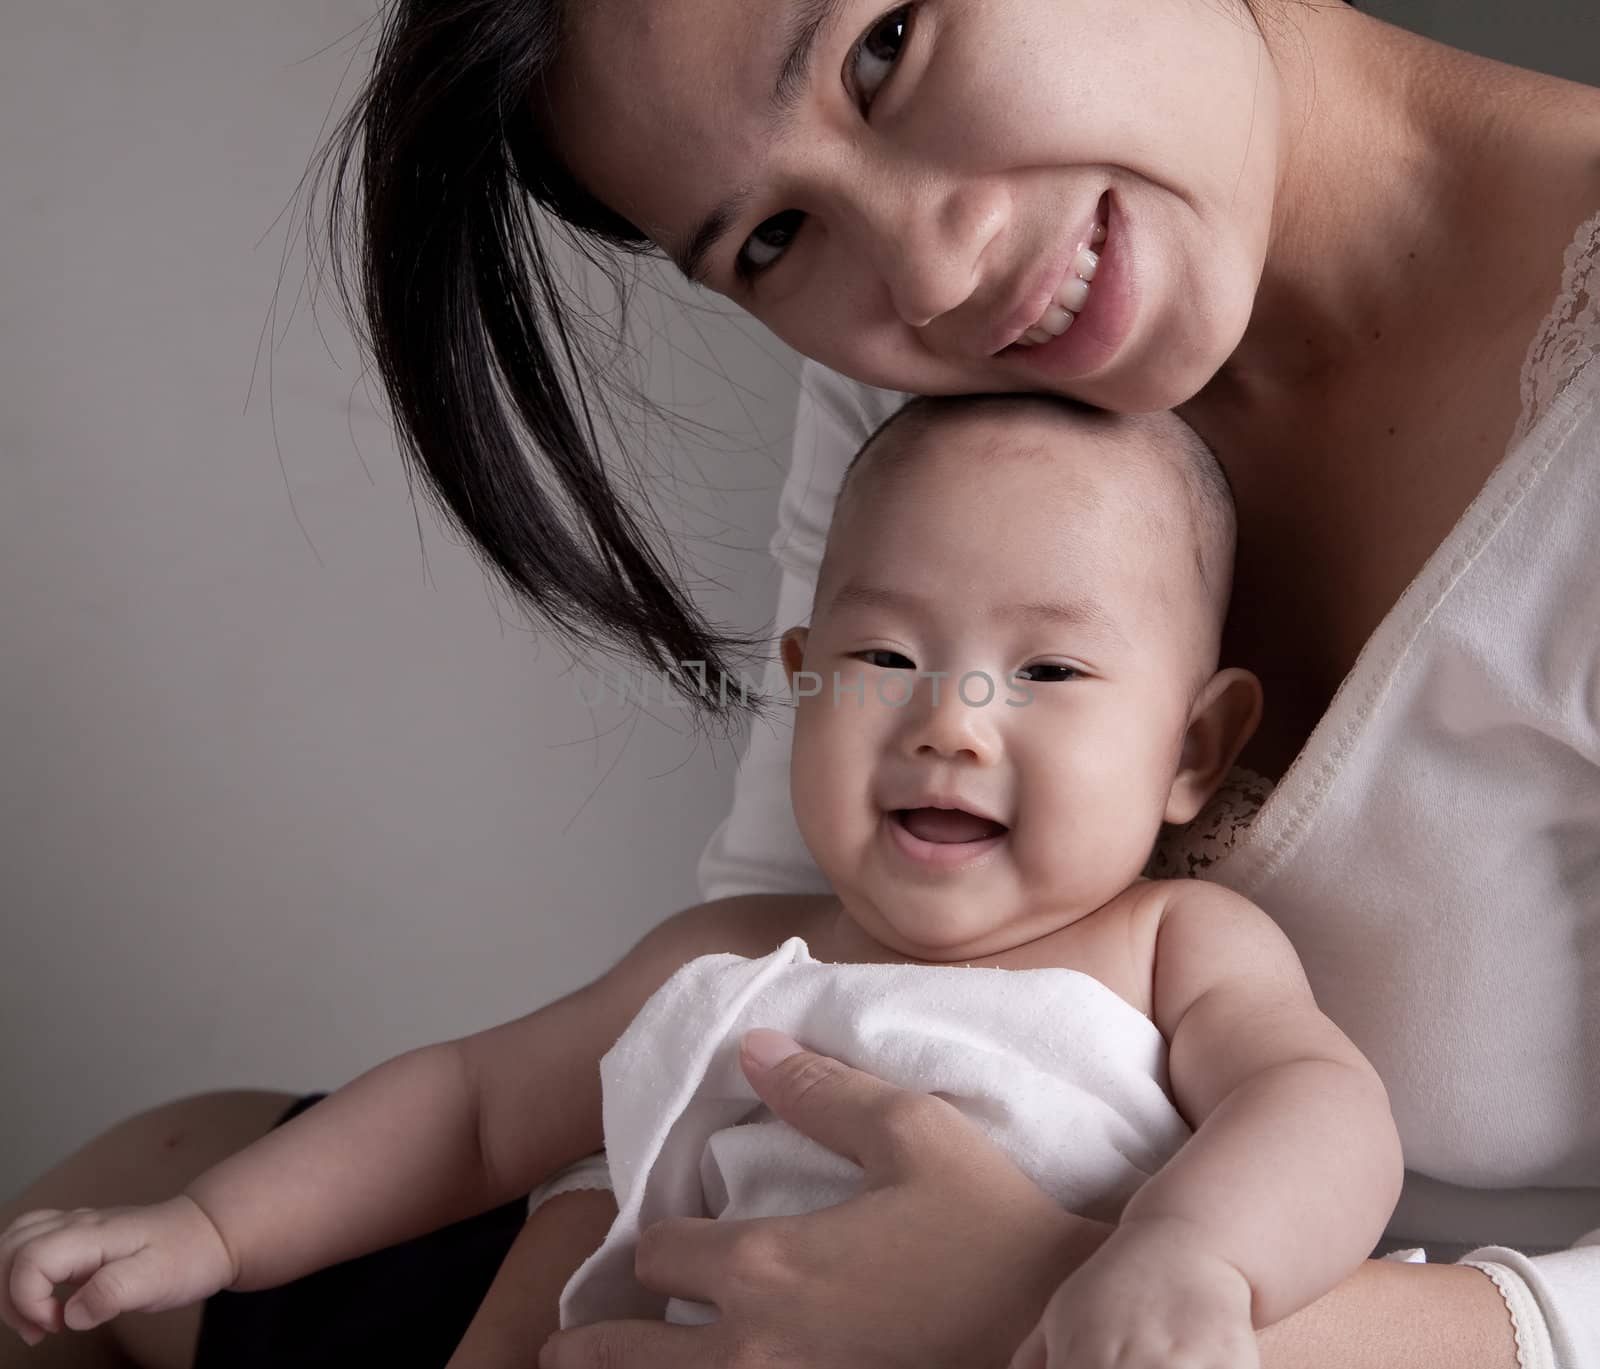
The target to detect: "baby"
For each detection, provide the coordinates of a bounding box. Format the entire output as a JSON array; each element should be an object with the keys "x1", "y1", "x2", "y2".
[{"x1": 0, "y1": 395, "x2": 1403, "y2": 1369}]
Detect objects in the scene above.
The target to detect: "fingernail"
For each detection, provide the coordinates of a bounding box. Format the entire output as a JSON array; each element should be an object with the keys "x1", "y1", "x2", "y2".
[{"x1": 742, "y1": 1029, "x2": 802, "y2": 1070}]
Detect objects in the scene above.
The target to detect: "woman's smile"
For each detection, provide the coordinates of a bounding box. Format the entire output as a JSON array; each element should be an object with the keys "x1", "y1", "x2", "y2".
[
  {"x1": 997, "y1": 189, "x2": 1137, "y2": 384},
  {"x1": 551, "y1": 0, "x2": 1281, "y2": 412}
]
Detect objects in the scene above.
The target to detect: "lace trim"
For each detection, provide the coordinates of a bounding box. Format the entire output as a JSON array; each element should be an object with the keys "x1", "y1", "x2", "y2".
[
  {"x1": 526, "y1": 1151, "x2": 612, "y2": 1218},
  {"x1": 1460, "y1": 1260, "x2": 1555, "y2": 1369},
  {"x1": 1516, "y1": 209, "x2": 1600, "y2": 443},
  {"x1": 1144, "y1": 767, "x2": 1275, "y2": 881}
]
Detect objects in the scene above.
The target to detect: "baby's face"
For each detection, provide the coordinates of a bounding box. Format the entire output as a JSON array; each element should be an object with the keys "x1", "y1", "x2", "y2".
[{"x1": 785, "y1": 407, "x2": 1217, "y2": 962}]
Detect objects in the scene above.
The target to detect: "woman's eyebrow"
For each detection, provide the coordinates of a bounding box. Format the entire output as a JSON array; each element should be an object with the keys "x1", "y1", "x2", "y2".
[
  {"x1": 674, "y1": 194, "x2": 749, "y2": 284},
  {"x1": 670, "y1": 0, "x2": 847, "y2": 283},
  {"x1": 775, "y1": 0, "x2": 850, "y2": 115}
]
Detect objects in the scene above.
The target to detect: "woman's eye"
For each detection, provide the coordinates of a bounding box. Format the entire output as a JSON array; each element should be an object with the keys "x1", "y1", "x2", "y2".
[
  {"x1": 734, "y1": 5, "x2": 911, "y2": 281},
  {"x1": 858, "y1": 648, "x2": 915, "y2": 670},
  {"x1": 736, "y1": 209, "x2": 806, "y2": 280},
  {"x1": 848, "y1": 5, "x2": 913, "y2": 114},
  {"x1": 1015, "y1": 663, "x2": 1082, "y2": 684}
]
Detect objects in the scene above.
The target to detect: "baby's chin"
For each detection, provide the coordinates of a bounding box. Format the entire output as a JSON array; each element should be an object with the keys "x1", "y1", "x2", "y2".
[{"x1": 835, "y1": 888, "x2": 1069, "y2": 965}]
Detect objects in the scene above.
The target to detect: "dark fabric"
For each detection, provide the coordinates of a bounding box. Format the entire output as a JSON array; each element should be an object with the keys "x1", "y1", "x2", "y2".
[{"x1": 192, "y1": 1092, "x2": 528, "y2": 1368}]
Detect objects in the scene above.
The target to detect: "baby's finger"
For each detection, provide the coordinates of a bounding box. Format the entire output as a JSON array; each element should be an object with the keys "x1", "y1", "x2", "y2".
[
  {"x1": 2, "y1": 1254, "x2": 66, "y2": 1340},
  {"x1": 63, "y1": 1247, "x2": 177, "y2": 1331},
  {"x1": 0, "y1": 1276, "x2": 53, "y2": 1345},
  {"x1": 2, "y1": 1209, "x2": 66, "y2": 1236},
  {"x1": 7, "y1": 1220, "x2": 149, "y2": 1330},
  {"x1": 2, "y1": 1224, "x2": 71, "y2": 1340}
]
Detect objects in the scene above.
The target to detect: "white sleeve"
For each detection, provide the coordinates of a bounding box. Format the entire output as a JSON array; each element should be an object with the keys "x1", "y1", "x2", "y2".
[
  {"x1": 697, "y1": 362, "x2": 906, "y2": 902},
  {"x1": 1460, "y1": 1231, "x2": 1600, "y2": 1369}
]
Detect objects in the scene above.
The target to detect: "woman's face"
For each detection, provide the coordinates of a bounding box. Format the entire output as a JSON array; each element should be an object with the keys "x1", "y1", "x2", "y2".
[{"x1": 550, "y1": 0, "x2": 1283, "y2": 412}]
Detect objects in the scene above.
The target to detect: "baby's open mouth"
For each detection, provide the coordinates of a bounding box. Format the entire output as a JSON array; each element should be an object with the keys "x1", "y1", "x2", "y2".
[{"x1": 894, "y1": 808, "x2": 1009, "y2": 844}]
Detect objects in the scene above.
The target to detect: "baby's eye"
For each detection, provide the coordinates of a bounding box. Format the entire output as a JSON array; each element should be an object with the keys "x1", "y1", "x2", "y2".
[
  {"x1": 736, "y1": 209, "x2": 806, "y2": 279},
  {"x1": 857, "y1": 648, "x2": 915, "y2": 670},
  {"x1": 1015, "y1": 663, "x2": 1082, "y2": 684},
  {"x1": 848, "y1": 5, "x2": 913, "y2": 114}
]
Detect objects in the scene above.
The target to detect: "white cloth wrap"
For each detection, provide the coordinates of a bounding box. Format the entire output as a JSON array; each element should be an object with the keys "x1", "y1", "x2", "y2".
[{"x1": 559, "y1": 937, "x2": 1190, "y2": 1329}]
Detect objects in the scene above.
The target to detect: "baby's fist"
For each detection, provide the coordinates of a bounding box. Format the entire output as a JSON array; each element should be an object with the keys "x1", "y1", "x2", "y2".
[
  {"x1": 1010, "y1": 1219, "x2": 1257, "y2": 1369},
  {"x1": 0, "y1": 1196, "x2": 235, "y2": 1345}
]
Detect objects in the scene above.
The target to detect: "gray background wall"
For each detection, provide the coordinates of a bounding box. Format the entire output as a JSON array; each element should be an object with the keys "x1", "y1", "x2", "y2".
[{"x1": 3, "y1": 1, "x2": 1596, "y2": 1192}]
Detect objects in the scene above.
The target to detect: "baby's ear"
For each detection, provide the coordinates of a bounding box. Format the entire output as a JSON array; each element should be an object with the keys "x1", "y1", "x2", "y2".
[
  {"x1": 779, "y1": 627, "x2": 810, "y2": 690},
  {"x1": 1164, "y1": 668, "x2": 1263, "y2": 825}
]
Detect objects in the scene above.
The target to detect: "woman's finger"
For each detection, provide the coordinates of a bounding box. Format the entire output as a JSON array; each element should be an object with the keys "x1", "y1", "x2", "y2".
[
  {"x1": 539, "y1": 1317, "x2": 713, "y2": 1369},
  {"x1": 632, "y1": 1215, "x2": 732, "y2": 1304},
  {"x1": 738, "y1": 1029, "x2": 963, "y2": 1179}
]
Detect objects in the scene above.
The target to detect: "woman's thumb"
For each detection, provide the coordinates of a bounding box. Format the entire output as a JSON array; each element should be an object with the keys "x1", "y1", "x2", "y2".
[{"x1": 739, "y1": 1028, "x2": 931, "y2": 1176}]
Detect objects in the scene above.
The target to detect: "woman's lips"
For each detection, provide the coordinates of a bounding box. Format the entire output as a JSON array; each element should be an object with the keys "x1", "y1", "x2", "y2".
[
  {"x1": 1000, "y1": 191, "x2": 1133, "y2": 382},
  {"x1": 1011, "y1": 233, "x2": 1106, "y2": 346},
  {"x1": 884, "y1": 809, "x2": 1008, "y2": 872}
]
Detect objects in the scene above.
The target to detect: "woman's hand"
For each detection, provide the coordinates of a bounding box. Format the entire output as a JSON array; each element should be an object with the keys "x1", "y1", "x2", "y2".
[
  {"x1": 0, "y1": 1195, "x2": 235, "y2": 1346},
  {"x1": 539, "y1": 1030, "x2": 1109, "y2": 1369}
]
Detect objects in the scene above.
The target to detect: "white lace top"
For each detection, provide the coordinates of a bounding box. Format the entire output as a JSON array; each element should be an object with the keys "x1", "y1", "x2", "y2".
[{"x1": 697, "y1": 211, "x2": 1600, "y2": 1366}]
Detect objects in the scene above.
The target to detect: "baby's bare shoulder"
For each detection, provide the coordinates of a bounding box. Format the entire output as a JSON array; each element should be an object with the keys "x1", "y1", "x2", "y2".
[{"x1": 636, "y1": 891, "x2": 838, "y2": 968}]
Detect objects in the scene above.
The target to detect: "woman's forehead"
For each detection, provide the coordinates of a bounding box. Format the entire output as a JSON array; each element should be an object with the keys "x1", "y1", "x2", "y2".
[{"x1": 548, "y1": 0, "x2": 785, "y2": 244}]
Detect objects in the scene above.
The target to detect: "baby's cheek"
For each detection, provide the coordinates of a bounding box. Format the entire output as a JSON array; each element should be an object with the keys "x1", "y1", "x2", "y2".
[{"x1": 790, "y1": 712, "x2": 844, "y2": 836}]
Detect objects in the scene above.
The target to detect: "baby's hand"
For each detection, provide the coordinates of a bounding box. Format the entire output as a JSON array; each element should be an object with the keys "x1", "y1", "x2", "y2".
[
  {"x1": 0, "y1": 1196, "x2": 235, "y2": 1347},
  {"x1": 1009, "y1": 1217, "x2": 1257, "y2": 1369}
]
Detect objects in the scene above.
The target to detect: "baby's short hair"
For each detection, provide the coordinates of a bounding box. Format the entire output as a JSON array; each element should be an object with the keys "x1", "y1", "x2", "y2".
[{"x1": 836, "y1": 393, "x2": 1236, "y2": 621}]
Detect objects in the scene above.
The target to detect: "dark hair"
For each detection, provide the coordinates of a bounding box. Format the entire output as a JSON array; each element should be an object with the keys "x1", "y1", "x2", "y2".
[{"x1": 311, "y1": 0, "x2": 764, "y2": 727}]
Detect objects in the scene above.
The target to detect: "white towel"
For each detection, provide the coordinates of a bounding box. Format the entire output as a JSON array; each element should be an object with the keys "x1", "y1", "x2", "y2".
[{"x1": 560, "y1": 937, "x2": 1191, "y2": 1328}]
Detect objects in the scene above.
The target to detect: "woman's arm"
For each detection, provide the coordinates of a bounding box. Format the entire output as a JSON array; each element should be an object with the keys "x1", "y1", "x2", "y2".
[
  {"x1": 445, "y1": 1188, "x2": 618, "y2": 1369},
  {"x1": 1257, "y1": 1260, "x2": 1517, "y2": 1369},
  {"x1": 540, "y1": 1041, "x2": 1521, "y2": 1369}
]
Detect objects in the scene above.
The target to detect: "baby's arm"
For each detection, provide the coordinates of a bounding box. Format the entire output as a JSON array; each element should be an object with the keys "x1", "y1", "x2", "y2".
[
  {"x1": 1128, "y1": 880, "x2": 1404, "y2": 1324},
  {"x1": 0, "y1": 898, "x2": 771, "y2": 1340},
  {"x1": 192, "y1": 899, "x2": 777, "y2": 1287},
  {"x1": 1015, "y1": 884, "x2": 1403, "y2": 1368}
]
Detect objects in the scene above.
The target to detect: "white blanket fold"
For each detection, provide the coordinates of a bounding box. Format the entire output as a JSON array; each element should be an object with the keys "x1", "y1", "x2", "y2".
[{"x1": 560, "y1": 937, "x2": 1190, "y2": 1328}]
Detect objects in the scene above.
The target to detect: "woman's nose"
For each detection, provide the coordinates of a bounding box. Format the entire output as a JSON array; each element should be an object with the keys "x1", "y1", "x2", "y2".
[{"x1": 862, "y1": 170, "x2": 1009, "y2": 328}]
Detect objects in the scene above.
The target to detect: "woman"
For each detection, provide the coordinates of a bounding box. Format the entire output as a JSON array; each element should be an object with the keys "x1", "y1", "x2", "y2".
[{"x1": 3, "y1": 0, "x2": 1597, "y2": 1365}]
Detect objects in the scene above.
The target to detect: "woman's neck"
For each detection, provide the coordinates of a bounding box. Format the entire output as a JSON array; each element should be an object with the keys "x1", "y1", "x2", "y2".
[{"x1": 1198, "y1": 6, "x2": 1577, "y2": 419}]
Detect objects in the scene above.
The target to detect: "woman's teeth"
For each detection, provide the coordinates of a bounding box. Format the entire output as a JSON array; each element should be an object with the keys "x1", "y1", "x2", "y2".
[{"x1": 1015, "y1": 228, "x2": 1106, "y2": 348}]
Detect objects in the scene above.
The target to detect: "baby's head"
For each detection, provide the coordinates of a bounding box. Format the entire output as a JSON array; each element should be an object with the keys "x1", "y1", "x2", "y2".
[{"x1": 780, "y1": 395, "x2": 1261, "y2": 962}]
